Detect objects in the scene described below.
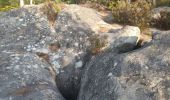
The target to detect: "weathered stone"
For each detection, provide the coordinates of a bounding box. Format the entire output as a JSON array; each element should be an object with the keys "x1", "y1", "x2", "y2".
[
  {"x1": 0, "y1": 52, "x2": 65, "y2": 100},
  {"x1": 152, "y1": 7, "x2": 170, "y2": 19},
  {"x1": 104, "y1": 25, "x2": 141, "y2": 53},
  {"x1": 0, "y1": 6, "x2": 65, "y2": 99},
  {"x1": 78, "y1": 30, "x2": 170, "y2": 100},
  {"x1": 1, "y1": 4, "x2": 169, "y2": 100}
]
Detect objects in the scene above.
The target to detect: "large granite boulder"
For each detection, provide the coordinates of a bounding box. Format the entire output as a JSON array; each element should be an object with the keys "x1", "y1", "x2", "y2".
[
  {"x1": 152, "y1": 7, "x2": 170, "y2": 19},
  {"x1": 0, "y1": 4, "x2": 151, "y2": 100},
  {"x1": 0, "y1": 5, "x2": 65, "y2": 100},
  {"x1": 106, "y1": 25, "x2": 141, "y2": 53},
  {"x1": 78, "y1": 30, "x2": 170, "y2": 100},
  {"x1": 0, "y1": 52, "x2": 65, "y2": 100},
  {"x1": 54, "y1": 5, "x2": 142, "y2": 99}
]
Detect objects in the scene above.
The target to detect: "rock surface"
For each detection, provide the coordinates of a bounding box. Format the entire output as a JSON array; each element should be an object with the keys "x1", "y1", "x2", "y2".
[
  {"x1": 78, "y1": 30, "x2": 170, "y2": 100},
  {"x1": 0, "y1": 5, "x2": 65, "y2": 100},
  {"x1": 107, "y1": 26, "x2": 141, "y2": 53},
  {"x1": 152, "y1": 7, "x2": 170, "y2": 19},
  {"x1": 0, "y1": 3, "x2": 169, "y2": 100}
]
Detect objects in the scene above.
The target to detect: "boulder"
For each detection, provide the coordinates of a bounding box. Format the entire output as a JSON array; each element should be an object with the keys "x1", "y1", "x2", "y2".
[
  {"x1": 78, "y1": 30, "x2": 170, "y2": 100},
  {"x1": 0, "y1": 52, "x2": 65, "y2": 100},
  {"x1": 55, "y1": 5, "x2": 142, "y2": 98},
  {"x1": 56, "y1": 4, "x2": 119, "y2": 33},
  {"x1": 0, "y1": 4, "x2": 154, "y2": 100},
  {"x1": 106, "y1": 25, "x2": 141, "y2": 53},
  {"x1": 152, "y1": 7, "x2": 170, "y2": 19},
  {"x1": 0, "y1": 6, "x2": 65, "y2": 99}
]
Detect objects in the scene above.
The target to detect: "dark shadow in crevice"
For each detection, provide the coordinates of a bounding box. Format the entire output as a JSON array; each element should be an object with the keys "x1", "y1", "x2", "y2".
[
  {"x1": 119, "y1": 40, "x2": 153, "y2": 54},
  {"x1": 55, "y1": 52, "x2": 92, "y2": 100}
]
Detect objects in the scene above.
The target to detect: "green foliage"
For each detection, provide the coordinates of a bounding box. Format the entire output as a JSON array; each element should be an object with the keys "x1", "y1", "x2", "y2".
[
  {"x1": 61, "y1": 0, "x2": 75, "y2": 4},
  {"x1": 111, "y1": 0, "x2": 152, "y2": 31},
  {"x1": 0, "y1": 0, "x2": 19, "y2": 11},
  {"x1": 157, "y1": 0, "x2": 170, "y2": 7},
  {"x1": 0, "y1": 0, "x2": 10, "y2": 7},
  {"x1": 0, "y1": 5, "x2": 19, "y2": 11}
]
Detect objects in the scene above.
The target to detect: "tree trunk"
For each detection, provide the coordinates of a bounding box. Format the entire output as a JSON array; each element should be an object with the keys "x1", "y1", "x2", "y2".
[
  {"x1": 30, "y1": 0, "x2": 33, "y2": 5},
  {"x1": 153, "y1": 0, "x2": 156, "y2": 6},
  {"x1": 126, "y1": 0, "x2": 131, "y2": 3},
  {"x1": 20, "y1": 0, "x2": 24, "y2": 7}
]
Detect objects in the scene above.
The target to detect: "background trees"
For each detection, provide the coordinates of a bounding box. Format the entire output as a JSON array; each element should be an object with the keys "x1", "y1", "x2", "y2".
[{"x1": 0, "y1": 0, "x2": 170, "y2": 11}]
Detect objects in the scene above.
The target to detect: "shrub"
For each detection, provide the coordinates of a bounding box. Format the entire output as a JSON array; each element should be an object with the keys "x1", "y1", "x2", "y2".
[
  {"x1": 156, "y1": 0, "x2": 170, "y2": 7},
  {"x1": 110, "y1": 0, "x2": 152, "y2": 31},
  {"x1": 0, "y1": 0, "x2": 19, "y2": 11},
  {"x1": 0, "y1": 5, "x2": 19, "y2": 11},
  {"x1": 89, "y1": 34, "x2": 108, "y2": 54},
  {"x1": 41, "y1": 1, "x2": 61, "y2": 26}
]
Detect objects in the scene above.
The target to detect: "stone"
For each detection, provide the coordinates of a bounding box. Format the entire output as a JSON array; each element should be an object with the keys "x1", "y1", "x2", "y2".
[
  {"x1": 152, "y1": 7, "x2": 170, "y2": 19},
  {"x1": 0, "y1": 6, "x2": 65, "y2": 99},
  {"x1": 1, "y1": 3, "x2": 169, "y2": 100},
  {"x1": 54, "y1": 4, "x2": 122, "y2": 99},
  {"x1": 0, "y1": 53, "x2": 65, "y2": 100},
  {"x1": 78, "y1": 30, "x2": 170, "y2": 100},
  {"x1": 112, "y1": 25, "x2": 140, "y2": 53}
]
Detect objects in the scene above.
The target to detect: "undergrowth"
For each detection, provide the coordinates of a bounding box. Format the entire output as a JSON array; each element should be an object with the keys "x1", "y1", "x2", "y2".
[
  {"x1": 0, "y1": 5, "x2": 19, "y2": 11},
  {"x1": 41, "y1": 0, "x2": 61, "y2": 27},
  {"x1": 89, "y1": 34, "x2": 108, "y2": 55},
  {"x1": 110, "y1": 0, "x2": 152, "y2": 31}
]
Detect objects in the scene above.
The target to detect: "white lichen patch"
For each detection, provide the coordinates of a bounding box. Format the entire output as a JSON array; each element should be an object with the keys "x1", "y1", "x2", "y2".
[
  {"x1": 35, "y1": 48, "x2": 49, "y2": 54},
  {"x1": 108, "y1": 72, "x2": 113, "y2": 77},
  {"x1": 114, "y1": 62, "x2": 118, "y2": 67},
  {"x1": 75, "y1": 61, "x2": 83, "y2": 68},
  {"x1": 74, "y1": 42, "x2": 79, "y2": 47}
]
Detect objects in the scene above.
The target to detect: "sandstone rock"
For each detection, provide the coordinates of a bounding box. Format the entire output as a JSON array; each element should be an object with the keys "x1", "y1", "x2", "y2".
[
  {"x1": 152, "y1": 7, "x2": 170, "y2": 19},
  {"x1": 0, "y1": 52, "x2": 65, "y2": 100},
  {"x1": 1, "y1": 4, "x2": 167, "y2": 100},
  {"x1": 78, "y1": 30, "x2": 170, "y2": 100},
  {"x1": 0, "y1": 6, "x2": 65, "y2": 99},
  {"x1": 106, "y1": 25, "x2": 141, "y2": 53},
  {"x1": 54, "y1": 4, "x2": 124, "y2": 99}
]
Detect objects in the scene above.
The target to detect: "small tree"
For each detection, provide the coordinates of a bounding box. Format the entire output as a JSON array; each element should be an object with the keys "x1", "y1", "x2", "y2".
[
  {"x1": 30, "y1": 0, "x2": 33, "y2": 5},
  {"x1": 20, "y1": 0, "x2": 24, "y2": 7}
]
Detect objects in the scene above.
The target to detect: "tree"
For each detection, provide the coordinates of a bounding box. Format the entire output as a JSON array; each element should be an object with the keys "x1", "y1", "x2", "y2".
[
  {"x1": 30, "y1": 0, "x2": 33, "y2": 4},
  {"x1": 20, "y1": 0, "x2": 24, "y2": 7},
  {"x1": 152, "y1": 0, "x2": 156, "y2": 6}
]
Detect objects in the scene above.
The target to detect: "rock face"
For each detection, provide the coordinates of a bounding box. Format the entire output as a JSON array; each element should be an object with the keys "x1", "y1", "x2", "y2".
[
  {"x1": 1, "y1": 3, "x2": 169, "y2": 100},
  {"x1": 78, "y1": 30, "x2": 170, "y2": 100},
  {"x1": 0, "y1": 6, "x2": 65, "y2": 100},
  {"x1": 107, "y1": 26, "x2": 141, "y2": 53},
  {"x1": 1, "y1": 4, "x2": 120, "y2": 100},
  {"x1": 55, "y1": 5, "x2": 140, "y2": 99},
  {"x1": 152, "y1": 7, "x2": 170, "y2": 19},
  {"x1": 0, "y1": 53, "x2": 65, "y2": 100}
]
